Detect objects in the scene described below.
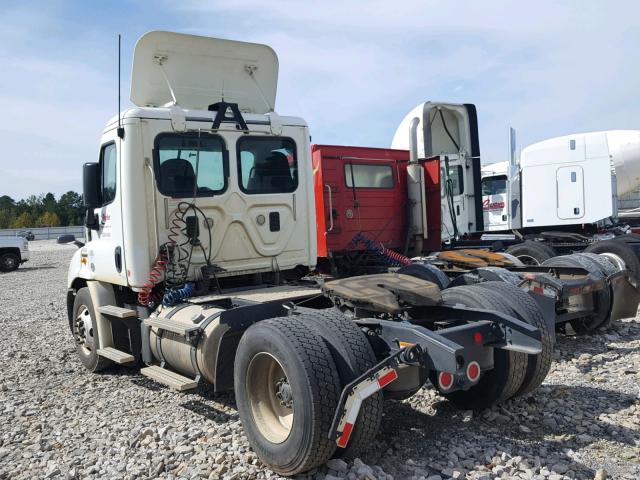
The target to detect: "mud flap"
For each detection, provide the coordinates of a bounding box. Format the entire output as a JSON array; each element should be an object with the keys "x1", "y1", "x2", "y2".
[{"x1": 609, "y1": 271, "x2": 640, "y2": 321}]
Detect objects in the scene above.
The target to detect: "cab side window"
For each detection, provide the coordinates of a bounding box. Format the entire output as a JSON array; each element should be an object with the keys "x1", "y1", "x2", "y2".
[{"x1": 100, "y1": 143, "x2": 117, "y2": 205}]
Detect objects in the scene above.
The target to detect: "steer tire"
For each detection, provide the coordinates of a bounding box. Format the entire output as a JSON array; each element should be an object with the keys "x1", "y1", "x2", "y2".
[
  {"x1": 301, "y1": 309, "x2": 383, "y2": 459},
  {"x1": 72, "y1": 287, "x2": 111, "y2": 372},
  {"x1": 584, "y1": 239, "x2": 640, "y2": 279},
  {"x1": 541, "y1": 255, "x2": 612, "y2": 333},
  {"x1": 474, "y1": 281, "x2": 553, "y2": 397},
  {"x1": 505, "y1": 241, "x2": 556, "y2": 265},
  {"x1": 234, "y1": 316, "x2": 341, "y2": 476},
  {"x1": 0, "y1": 252, "x2": 20, "y2": 272},
  {"x1": 397, "y1": 263, "x2": 450, "y2": 289},
  {"x1": 438, "y1": 285, "x2": 528, "y2": 410}
]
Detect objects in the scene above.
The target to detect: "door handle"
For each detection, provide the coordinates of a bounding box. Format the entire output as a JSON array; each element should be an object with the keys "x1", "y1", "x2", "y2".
[
  {"x1": 325, "y1": 184, "x2": 334, "y2": 232},
  {"x1": 114, "y1": 246, "x2": 122, "y2": 273}
]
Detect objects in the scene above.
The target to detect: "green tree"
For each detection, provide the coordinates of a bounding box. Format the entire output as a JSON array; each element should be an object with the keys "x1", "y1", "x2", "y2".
[
  {"x1": 0, "y1": 195, "x2": 16, "y2": 228},
  {"x1": 37, "y1": 211, "x2": 61, "y2": 227},
  {"x1": 43, "y1": 192, "x2": 57, "y2": 212},
  {"x1": 0, "y1": 210, "x2": 15, "y2": 229},
  {"x1": 57, "y1": 191, "x2": 84, "y2": 225},
  {"x1": 12, "y1": 212, "x2": 35, "y2": 228}
]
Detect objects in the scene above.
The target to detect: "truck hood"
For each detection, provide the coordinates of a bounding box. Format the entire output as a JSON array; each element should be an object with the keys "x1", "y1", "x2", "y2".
[{"x1": 131, "y1": 31, "x2": 278, "y2": 114}]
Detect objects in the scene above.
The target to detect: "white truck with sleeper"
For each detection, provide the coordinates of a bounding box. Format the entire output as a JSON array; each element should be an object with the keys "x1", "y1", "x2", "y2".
[{"x1": 477, "y1": 131, "x2": 640, "y2": 276}]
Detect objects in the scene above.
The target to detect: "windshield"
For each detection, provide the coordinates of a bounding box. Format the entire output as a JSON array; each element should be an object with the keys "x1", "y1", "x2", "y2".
[{"x1": 482, "y1": 175, "x2": 507, "y2": 196}]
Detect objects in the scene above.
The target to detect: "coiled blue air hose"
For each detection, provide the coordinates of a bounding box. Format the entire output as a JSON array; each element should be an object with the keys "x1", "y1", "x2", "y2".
[{"x1": 162, "y1": 282, "x2": 195, "y2": 307}]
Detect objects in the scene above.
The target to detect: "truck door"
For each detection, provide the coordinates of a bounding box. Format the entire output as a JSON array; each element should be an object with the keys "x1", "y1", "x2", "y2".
[
  {"x1": 440, "y1": 157, "x2": 467, "y2": 241},
  {"x1": 321, "y1": 155, "x2": 404, "y2": 251},
  {"x1": 91, "y1": 138, "x2": 126, "y2": 285},
  {"x1": 482, "y1": 175, "x2": 508, "y2": 231},
  {"x1": 556, "y1": 166, "x2": 585, "y2": 220}
]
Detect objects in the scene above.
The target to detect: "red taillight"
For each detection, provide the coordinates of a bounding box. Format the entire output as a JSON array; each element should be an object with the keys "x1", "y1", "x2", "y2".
[
  {"x1": 378, "y1": 369, "x2": 398, "y2": 388},
  {"x1": 473, "y1": 331, "x2": 483, "y2": 344},
  {"x1": 466, "y1": 361, "x2": 481, "y2": 382},
  {"x1": 438, "y1": 371, "x2": 454, "y2": 391}
]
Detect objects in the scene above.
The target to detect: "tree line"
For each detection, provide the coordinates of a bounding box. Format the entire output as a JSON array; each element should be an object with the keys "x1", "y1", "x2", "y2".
[{"x1": 0, "y1": 192, "x2": 85, "y2": 229}]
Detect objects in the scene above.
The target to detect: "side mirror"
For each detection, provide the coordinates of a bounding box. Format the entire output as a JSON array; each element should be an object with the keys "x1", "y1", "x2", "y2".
[
  {"x1": 83, "y1": 162, "x2": 100, "y2": 230},
  {"x1": 57, "y1": 234, "x2": 84, "y2": 248},
  {"x1": 83, "y1": 162, "x2": 100, "y2": 207}
]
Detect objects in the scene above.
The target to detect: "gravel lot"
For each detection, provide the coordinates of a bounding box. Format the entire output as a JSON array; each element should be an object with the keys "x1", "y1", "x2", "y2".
[{"x1": 1, "y1": 242, "x2": 639, "y2": 480}]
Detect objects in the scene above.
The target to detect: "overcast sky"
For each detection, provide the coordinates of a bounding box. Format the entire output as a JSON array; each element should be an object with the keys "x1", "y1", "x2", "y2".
[{"x1": 1, "y1": 1, "x2": 639, "y2": 199}]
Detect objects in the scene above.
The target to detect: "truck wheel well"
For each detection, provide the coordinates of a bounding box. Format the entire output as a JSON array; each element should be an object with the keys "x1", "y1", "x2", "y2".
[
  {"x1": 67, "y1": 278, "x2": 88, "y2": 332},
  {"x1": 0, "y1": 247, "x2": 20, "y2": 257}
]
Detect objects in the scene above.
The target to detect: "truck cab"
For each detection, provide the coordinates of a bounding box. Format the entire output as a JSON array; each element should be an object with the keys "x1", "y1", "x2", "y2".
[
  {"x1": 391, "y1": 102, "x2": 484, "y2": 242},
  {"x1": 68, "y1": 31, "x2": 316, "y2": 295}
]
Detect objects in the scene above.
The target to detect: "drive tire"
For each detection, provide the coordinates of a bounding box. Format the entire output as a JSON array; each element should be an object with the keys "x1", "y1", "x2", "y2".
[
  {"x1": 0, "y1": 252, "x2": 20, "y2": 272},
  {"x1": 584, "y1": 239, "x2": 640, "y2": 279},
  {"x1": 505, "y1": 241, "x2": 556, "y2": 265},
  {"x1": 438, "y1": 285, "x2": 528, "y2": 410},
  {"x1": 574, "y1": 252, "x2": 617, "y2": 276},
  {"x1": 541, "y1": 255, "x2": 612, "y2": 332},
  {"x1": 234, "y1": 316, "x2": 341, "y2": 476},
  {"x1": 475, "y1": 281, "x2": 553, "y2": 397},
  {"x1": 397, "y1": 263, "x2": 450, "y2": 289},
  {"x1": 72, "y1": 287, "x2": 111, "y2": 372},
  {"x1": 301, "y1": 309, "x2": 383, "y2": 459}
]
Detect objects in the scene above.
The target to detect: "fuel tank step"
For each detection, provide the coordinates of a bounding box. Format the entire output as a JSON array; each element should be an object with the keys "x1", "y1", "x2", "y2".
[
  {"x1": 97, "y1": 347, "x2": 135, "y2": 364},
  {"x1": 143, "y1": 316, "x2": 200, "y2": 337},
  {"x1": 140, "y1": 365, "x2": 199, "y2": 391},
  {"x1": 97, "y1": 305, "x2": 138, "y2": 318}
]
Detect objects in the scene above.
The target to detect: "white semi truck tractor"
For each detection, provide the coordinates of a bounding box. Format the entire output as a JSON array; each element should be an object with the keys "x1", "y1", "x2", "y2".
[
  {"x1": 476, "y1": 130, "x2": 640, "y2": 276},
  {"x1": 58, "y1": 31, "x2": 558, "y2": 475}
]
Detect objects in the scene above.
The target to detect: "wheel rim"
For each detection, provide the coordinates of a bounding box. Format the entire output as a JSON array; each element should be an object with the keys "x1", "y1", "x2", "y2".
[
  {"x1": 75, "y1": 305, "x2": 95, "y2": 355},
  {"x1": 2, "y1": 256, "x2": 17, "y2": 269},
  {"x1": 516, "y1": 254, "x2": 540, "y2": 266},
  {"x1": 246, "y1": 352, "x2": 294, "y2": 444},
  {"x1": 599, "y1": 252, "x2": 626, "y2": 272}
]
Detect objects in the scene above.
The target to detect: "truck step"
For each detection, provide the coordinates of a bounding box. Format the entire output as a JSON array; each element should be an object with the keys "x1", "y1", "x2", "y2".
[
  {"x1": 97, "y1": 347, "x2": 135, "y2": 364},
  {"x1": 140, "y1": 365, "x2": 199, "y2": 391},
  {"x1": 97, "y1": 305, "x2": 138, "y2": 318},
  {"x1": 143, "y1": 317, "x2": 200, "y2": 336}
]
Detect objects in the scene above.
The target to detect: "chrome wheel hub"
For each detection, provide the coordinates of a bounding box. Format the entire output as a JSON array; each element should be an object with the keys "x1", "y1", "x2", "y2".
[
  {"x1": 246, "y1": 352, "x2": 294, "y2": 444},
  {"x1": 600, "y1": 252, "x2": 626, "y2": 272},
  {"x1": 75, "y1": 305, "x2": 95, "y2": 354}
]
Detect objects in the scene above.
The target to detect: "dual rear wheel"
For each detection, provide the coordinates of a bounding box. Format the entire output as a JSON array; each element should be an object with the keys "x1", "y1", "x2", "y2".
[
  {"x1": 439, "y1": 282, "x2": 553, "y2": 409},
  {"x1": 234, "y1": 312, "x2": 382, "y2": 476}
]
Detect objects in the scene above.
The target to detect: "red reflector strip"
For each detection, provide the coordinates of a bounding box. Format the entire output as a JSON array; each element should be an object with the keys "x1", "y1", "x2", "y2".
[
  {"x1": 378, "y1": 369, "x2": 398, "y2": 388},
  {"x1": 533, "y1": 286, "x2": 544, "y2": 295},
  {"x1": 337, "y1": 422, "x2": 354, "y2": 448}
]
